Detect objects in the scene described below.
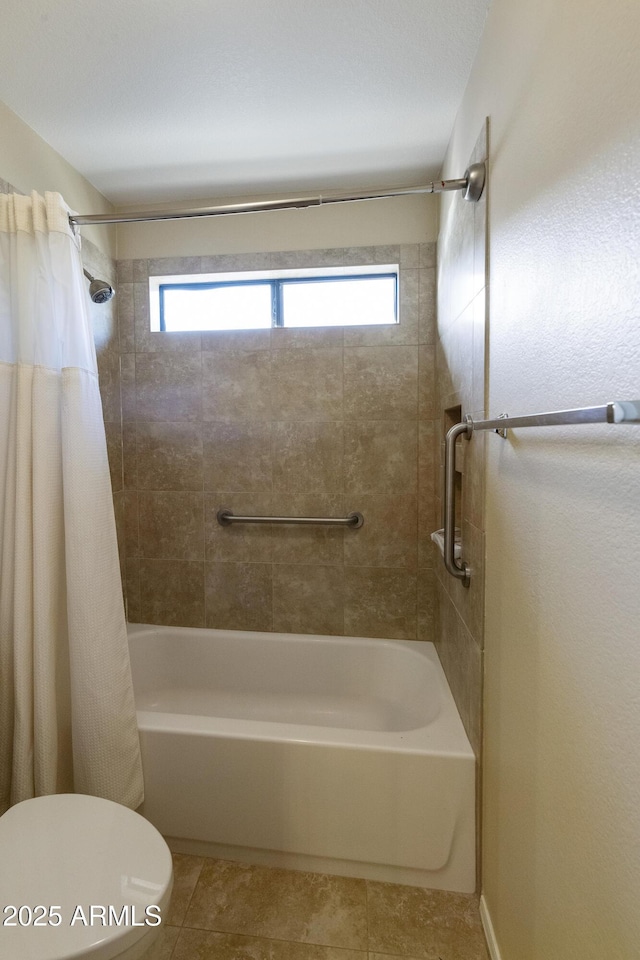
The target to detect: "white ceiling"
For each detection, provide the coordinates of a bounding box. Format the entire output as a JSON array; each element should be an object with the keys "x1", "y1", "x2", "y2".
[{"x1": 0, "y1": 0, "x2": 490, "y2": 206}]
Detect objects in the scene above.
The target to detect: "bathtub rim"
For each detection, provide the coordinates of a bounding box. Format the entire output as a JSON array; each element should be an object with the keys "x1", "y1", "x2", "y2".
[{"x1": 128, "y1": 622, "x2": 475, "y2": 758}]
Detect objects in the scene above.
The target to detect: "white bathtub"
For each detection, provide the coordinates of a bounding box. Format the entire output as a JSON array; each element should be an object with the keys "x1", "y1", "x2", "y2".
[{"x1": 128, "y1": 623, "x2": 476, "y2": 892}]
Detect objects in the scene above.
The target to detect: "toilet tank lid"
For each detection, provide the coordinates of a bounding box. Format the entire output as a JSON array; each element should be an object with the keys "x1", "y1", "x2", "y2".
[{"x1": 0, "y1": 793, "x2": 173, "y2": 960}]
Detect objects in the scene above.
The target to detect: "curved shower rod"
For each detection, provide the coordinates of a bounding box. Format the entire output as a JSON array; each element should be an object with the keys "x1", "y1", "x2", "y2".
[{"x1": 69, "y1": 163, "x2": 486, "y2": 227}]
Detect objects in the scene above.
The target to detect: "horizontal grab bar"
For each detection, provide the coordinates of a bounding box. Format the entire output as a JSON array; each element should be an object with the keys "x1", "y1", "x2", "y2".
[
  {"x1": 217, "y1": 509, "x2": 364, "y2": 528},
  {"x1": 466, "y1": 400, "x2": 640, "y2": 437}
]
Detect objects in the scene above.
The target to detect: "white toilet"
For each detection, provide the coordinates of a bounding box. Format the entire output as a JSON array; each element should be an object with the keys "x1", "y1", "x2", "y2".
[{"x1": 0, "y1": 793, "x2": 173, "y2": 960}]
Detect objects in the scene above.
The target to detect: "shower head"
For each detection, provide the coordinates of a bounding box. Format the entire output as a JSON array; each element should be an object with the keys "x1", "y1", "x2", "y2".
[{"x1": 83, "y1": 268, "x2": 115, "y2": 303}]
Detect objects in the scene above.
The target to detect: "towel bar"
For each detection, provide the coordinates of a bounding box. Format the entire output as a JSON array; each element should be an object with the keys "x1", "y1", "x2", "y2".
[{"x1": 441, "y1": 399, "x2": 640, "y2": 586}]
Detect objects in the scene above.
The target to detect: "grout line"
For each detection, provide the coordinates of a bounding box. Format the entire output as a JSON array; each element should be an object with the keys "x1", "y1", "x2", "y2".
[
  {"x1": 179, "y1": 860, "x2": 204, "y2": 929},
  {"x1": 177, "y1": 924, "x2": 369, "y2": 954},
  {"x1": 167, "y1": 924, "x2": 180, "y2": 960}
]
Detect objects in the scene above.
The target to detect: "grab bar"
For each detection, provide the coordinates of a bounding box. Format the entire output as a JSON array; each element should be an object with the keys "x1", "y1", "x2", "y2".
[
  {"x1": 443, "y1": 422, "x2": 472, "y2": 586},
  {"x1": 441, "y1": 399, "x2": 640, "y2": 586},
  {"x1": 217, "y1": 509, "x2": 364, "y2": 528}
]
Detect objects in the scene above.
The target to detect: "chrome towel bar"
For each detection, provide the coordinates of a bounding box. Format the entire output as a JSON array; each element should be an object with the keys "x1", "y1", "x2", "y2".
[
  {"x1": 217, "y1": 509, "x2": 364, "y2": 528},
  {"x1": 466, "y1": 399, "x2": 640, "y2": 437},
  {"x1": 442, "y1": 400, "x2": 640, "y2": 586}
]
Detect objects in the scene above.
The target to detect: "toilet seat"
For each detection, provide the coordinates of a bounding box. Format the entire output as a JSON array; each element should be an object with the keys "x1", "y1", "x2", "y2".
[{"x1": 0, "y1": 793, "x2": 173, "y2": 960}]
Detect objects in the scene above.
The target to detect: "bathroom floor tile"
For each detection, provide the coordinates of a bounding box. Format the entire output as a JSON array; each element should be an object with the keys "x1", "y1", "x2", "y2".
[
  {"x1": 165, "y1": 853, "x2": 205, "y2": 925},
  {"x1": 184, "y1": 859, "x2": 368, "y2": 950},
  {"x1": 173, "y1": 928, "x2": 367, "y2": 960},
  {"x1": 366, "y1": 882, "x2": 488, "y2": 960},
  {"x1": 145, "y1": 923, "x2": 180, "y2": 960}
]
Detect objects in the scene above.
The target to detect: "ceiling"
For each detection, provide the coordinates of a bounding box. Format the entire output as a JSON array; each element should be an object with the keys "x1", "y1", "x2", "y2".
[{"x1": 0, "y1": 0, "x2": 491, "y2": 206}]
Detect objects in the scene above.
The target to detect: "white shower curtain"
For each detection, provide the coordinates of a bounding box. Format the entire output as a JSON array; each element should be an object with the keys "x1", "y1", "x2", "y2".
[{"x1": 0, "y1": 191, "x2": 143, "y2": 814}]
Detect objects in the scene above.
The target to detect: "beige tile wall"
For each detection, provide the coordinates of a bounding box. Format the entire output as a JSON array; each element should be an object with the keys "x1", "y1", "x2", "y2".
[
  {"x1": 434, "y1": 126, "x2": 488, "y2": 891},
  {"x1": 117, "y1": 244, "x2": 437, "y2": 640},
  {"x1": 434, "y1": 125, "x2": 488, "y2": 755}
]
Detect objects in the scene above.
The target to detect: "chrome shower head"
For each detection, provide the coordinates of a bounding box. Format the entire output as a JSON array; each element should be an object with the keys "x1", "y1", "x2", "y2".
[{"x1": 83, "y1": 268, "x2": 115, "y2": 303}]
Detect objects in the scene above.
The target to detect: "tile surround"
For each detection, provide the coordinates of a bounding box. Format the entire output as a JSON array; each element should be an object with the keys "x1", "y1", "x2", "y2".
[
  {"x1": 435, "y1": 125, "x2": 488, "y2": 885},
  {"x1": 343, "y1": 345, "x2": 418, "y2": 421},
  {"x1": 344, "y1": 421, "x2": 418, "y2": 495},
  {"x1": 342, "y1": 494, "x2": 418, "y2": 570},
  {"x1": 205, "y1": 493, "x2": 273, "y2": 563},
  {"x1": 434, "y1": 128, "x2": 487, "y2": 711},
  {"x1": 271, "y1": 348, "x2": 344, "y2": 421},
  {"x1": 205, "y1": 561, "x2": 273, "y2": 631},
  {"x1": 138, "y1": 558, "x2": 205, "y2": 627},
  {"x1": 343, "y1": 567, "x2": 417, "y2": 640},
  {"x1": 135, "y1": 352, "x2": 202, "y2": 421},
  {"x1": 118, "y1": 244, "x2": 437, "y2": 640},
  {"x1": 273, "y1": 421, "x2": 344, "y2": 494},
  {"x1": 136, "y1": 421, "x2": 204, "y2": 491},
  {"x1": 270, "y1": 494, "x2": 345, "y2": 566},
  {"x1": 148, "y1": 854, "x2": 489, "y2": 960},
  {"x1": 272, "y1": 563, "x2": 345, "y2": 636},
  {"x1": 203, "y1": 421, "x2": 273, "y2": 491},
  {"x1": 202, "y1": 350, "x2": 272, "y2": 421},
  {"x1": 138, "y1": 491, "x2": 204, "y2": 560}
]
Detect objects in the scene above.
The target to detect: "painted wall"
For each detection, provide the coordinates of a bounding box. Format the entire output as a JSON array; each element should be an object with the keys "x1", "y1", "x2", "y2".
[
  {"x1": 0, "y1": 100, "x2": 115, "y2": 258},
  {"x1": 117, "y1": 244, "x2": 437, "y2": 639},
  {"x1": 441, "y1": 0, "x2": 640, "y2": 956}
]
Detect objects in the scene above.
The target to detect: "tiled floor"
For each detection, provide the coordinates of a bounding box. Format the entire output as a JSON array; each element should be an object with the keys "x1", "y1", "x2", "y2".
[{"x1": 148, "y1": 855, "x2": 489, "y2": 960}]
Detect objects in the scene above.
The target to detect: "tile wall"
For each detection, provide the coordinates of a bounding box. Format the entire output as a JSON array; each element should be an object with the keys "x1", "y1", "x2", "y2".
[
  {"x1": 434, "y1": 126, "x2": 488, "y2": 888},
  {"x1": 433, "y1": 126, "x2": 487, "y2": 754},
  {"x1": 117, "y1": 244, "x2": 438, "y2": 640}
]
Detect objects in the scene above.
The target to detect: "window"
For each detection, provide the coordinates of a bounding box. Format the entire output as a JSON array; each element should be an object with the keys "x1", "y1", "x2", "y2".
[{"x1": 149, "y1": 265, "x2": 398, "y2": 333}]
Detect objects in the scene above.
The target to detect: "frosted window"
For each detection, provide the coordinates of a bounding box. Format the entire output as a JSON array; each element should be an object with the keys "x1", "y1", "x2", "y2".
[
  {"x1": 160, "y1": 283, "x2": 272, "y2": 331},
  {"x1": 154, "y1": 268, "x2": 398, "y2": 332},
  {"x1": 281, "y1": 277, "x2": 396, "y2": 327}
]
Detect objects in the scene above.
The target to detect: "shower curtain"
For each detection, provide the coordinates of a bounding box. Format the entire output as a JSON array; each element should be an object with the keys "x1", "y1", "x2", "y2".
[{"x1": 0, "y1": 191, "x2": 143, "y2": 814}]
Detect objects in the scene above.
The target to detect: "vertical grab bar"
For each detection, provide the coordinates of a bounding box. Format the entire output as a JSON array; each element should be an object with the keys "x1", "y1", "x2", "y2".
[{"x1": 443, "y1": 421, "x2": 471, "y2": 586}]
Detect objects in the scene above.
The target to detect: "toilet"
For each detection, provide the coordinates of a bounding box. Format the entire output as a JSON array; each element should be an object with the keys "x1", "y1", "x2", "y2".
[{"x1": 0, "y1": 793, "x2": 173, "y2": 960}]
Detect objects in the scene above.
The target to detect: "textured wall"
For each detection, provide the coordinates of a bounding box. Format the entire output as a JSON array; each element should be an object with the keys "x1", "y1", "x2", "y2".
[
  {"x1": 442, "y1": 0, "x2": 640, "y2": 956},
  {"x1": 118, "y1": 244, "x2": 438, "y2": 639}
]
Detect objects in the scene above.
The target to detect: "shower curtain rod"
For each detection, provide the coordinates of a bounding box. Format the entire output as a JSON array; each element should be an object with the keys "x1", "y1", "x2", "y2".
[{"x1": 69, "y1": 163, "x2": 486, "y2": 227}]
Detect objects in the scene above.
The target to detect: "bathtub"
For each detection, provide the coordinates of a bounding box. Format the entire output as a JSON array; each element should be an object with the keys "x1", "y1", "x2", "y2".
[{"x1": 128, "y1": 623, "x2": 476, "y2": 892}]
